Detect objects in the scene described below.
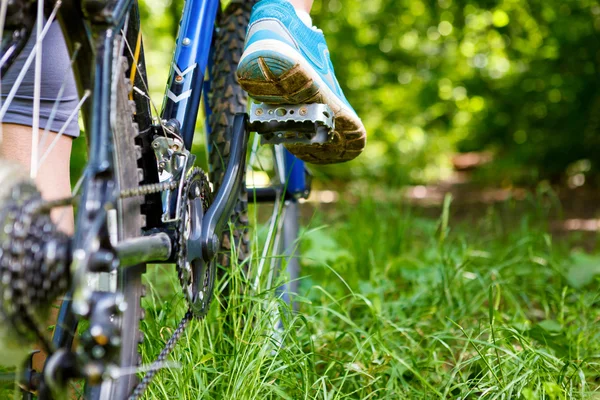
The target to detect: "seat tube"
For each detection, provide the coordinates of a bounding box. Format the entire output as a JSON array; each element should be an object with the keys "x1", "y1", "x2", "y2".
[{"x1": 161, "y1": 0, "x2": 220, "y2": 150}]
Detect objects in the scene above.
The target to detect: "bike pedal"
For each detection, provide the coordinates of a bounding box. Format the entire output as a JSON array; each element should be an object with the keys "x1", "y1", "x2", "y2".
[{"x1": 248, "y1": 103, "x2": 335, "y2": 146}]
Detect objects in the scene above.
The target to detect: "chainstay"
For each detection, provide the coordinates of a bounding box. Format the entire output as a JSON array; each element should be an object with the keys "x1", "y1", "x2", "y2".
[{"x1": 127, "y1": 309, "x2": 194, "y2": 400}]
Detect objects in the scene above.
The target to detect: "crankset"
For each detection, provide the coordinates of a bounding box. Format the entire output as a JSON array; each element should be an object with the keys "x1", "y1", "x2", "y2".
[
  {"x1": 150, "y1": 128, "x2": 216, "y2": 316},
  {"x1": 176, "y1": 168, "x2": 216, "y2": 318}
]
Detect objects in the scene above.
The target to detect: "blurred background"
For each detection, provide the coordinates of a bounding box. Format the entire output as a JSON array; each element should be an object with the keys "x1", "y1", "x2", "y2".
[{"x1": 136, "y1": 0, "x2": 600, "y2": 191}]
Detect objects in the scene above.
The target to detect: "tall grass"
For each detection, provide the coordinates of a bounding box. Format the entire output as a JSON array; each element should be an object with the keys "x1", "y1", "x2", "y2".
[
  {"x1": 2, "y1": 191, "x2": 598, "y2": 398},
  {"x1": 138, "y1": 192, "x2": 600, "y2": 399}
]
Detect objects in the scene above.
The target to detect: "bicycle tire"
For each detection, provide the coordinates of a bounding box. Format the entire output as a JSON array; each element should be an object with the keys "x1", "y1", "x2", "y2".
[
  {"x1": 107, "y1": 4, "x2": 159, "y2": 397},
  {"x1": 103, "y1": 59, "x2": 147, "y2": 400},
  {"x1": 208, "y1": 0, "x2": 256, "y2": 267},
  {"x1": 80, "y1": 58, "x2": 146, "y2": 400},
  {"x1": 77, "y1": 51, "x2": 148, "y2": 400},
  {"x1": 0, "y1": 17, "x2": 147, "y2": 400}
]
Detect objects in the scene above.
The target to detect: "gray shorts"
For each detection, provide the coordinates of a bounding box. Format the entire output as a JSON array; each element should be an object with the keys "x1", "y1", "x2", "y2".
[{"x1": 1, "y1": 22, "x2": 80, "y2": 137}]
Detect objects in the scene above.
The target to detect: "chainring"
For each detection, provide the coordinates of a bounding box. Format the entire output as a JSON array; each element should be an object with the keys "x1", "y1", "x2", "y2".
[{"x1": 176, "y1": 167, "x2": 216, "y2": 318}]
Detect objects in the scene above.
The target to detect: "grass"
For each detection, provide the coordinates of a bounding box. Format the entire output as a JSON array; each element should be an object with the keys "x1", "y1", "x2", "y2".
[
  {"x1": 137, "y1": 191, "x2": 600, "y2": 399},
  {"x1": 2, "y1": 189, "x2": 600, "y2": 399}
]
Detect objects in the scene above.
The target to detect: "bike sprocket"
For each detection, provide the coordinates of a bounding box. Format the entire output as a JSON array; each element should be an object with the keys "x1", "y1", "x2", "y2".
[
  {"x1": 176, "y1": 167, "x2": 216, "y2": 318},
  {"x1": 0, "y1": 162, "x2": 70, "y2": 365}
]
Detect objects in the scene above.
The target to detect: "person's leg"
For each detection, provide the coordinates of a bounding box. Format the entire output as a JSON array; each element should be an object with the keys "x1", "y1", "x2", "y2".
[
  {"x1": 0, "y1": 125, "x2": 74, "y2": 233},
  {"x1": 0, "y1": 124, "x2": 73, "y2": 372},
  {"x1": 1, "y1": 21, "x2": 78, "y2": 372},
  {"x1": 237, "y1": 0, "x2": 366, "y2": 165},
  {"x1": 1, "y1": 21, "x2": 79, "y2": 232}
]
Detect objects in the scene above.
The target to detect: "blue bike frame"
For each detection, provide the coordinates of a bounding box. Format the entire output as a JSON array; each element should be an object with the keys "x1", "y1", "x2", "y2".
[{"x1": 161, "y1": 0, "x2": 308, "y2": 198}]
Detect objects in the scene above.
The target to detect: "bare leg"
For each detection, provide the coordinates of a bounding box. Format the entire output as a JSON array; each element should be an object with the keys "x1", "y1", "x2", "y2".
[
  {"x1": 288, "y1": 0, "x2": 313, "y2": 13},
  {"x1": 1, "y1": 123, "x2": 74, "y2": 372},
  {"x1": 0, "y1": 123, "x2": 74, "y2": 234}
]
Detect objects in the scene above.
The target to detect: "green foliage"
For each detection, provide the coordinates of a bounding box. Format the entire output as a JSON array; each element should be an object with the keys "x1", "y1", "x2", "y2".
[
  {"x1": 312, "y1": 0, "x2": 600, "y2": 184},
  {"x1": 134, "y1": 0, "x2": 600, "y2": 184}
]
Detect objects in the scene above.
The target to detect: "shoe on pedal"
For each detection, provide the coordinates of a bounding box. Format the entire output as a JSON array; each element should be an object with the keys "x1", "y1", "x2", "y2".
[{"x1": 236, "y1": 0, "x2": 366, "y2": 165}]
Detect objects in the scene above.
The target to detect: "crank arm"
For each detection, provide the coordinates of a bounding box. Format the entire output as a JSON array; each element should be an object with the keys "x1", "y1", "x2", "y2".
[{"x1": 200, "y1": 113, "x2": 249, "y2": 262}]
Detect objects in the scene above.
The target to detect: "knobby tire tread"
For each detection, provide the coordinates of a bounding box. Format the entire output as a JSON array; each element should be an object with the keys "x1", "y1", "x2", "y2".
[
  {"x1": 208, "y1": 1, "x2": 256, "y2": 268},
  {"x1": 86, "y1": 59, "x2": 147, "y2": 400}
]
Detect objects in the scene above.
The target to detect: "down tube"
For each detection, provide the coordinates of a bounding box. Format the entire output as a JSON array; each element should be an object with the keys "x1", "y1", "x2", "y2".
[{"x1": 162, "y1": 0, "x2": 220, "y2": 150}]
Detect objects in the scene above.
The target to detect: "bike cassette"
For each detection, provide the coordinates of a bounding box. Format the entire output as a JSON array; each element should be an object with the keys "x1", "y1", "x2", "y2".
[
  {"x1": 176, "y1": 168, "x2": 216, "y2": 318},
  {"x1": 248, "y1": 102, "x2": 335, "y2": 146},
  {"x1": 0, "y1": 161, "x2": 70, "y2": 365}
]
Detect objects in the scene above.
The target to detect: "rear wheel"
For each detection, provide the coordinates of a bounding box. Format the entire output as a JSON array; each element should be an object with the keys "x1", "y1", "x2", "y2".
[{"x1": 0, "y1": 4, "x2": 150, "y2": 398}]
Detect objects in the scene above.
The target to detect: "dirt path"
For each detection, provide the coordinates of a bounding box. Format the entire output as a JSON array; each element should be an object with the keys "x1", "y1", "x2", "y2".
[{"x1": 298, "y1": 169, "x2": 600, "y2": 250}]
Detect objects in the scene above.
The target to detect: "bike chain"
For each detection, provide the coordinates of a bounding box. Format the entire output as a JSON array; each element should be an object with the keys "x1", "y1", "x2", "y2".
[
  {"x1": 176, "y1": 168, "x2": 214, "y2": 314},
  {"x1": 0, "y1": 171, "x2": 213, "y2": 400},
  {"x1": 127, "y1": 309, "x2": 193, "y2": 400}
]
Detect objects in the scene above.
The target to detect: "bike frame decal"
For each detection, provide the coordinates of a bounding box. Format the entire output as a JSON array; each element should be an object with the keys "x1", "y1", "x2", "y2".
[{"x1": 162, "y1": 0, "x2": 220, "y2": 149}]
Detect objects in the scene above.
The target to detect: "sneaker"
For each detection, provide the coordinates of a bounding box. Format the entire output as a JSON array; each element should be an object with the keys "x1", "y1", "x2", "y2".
[{"x1": 236, "y1": 0, "x2": 366, "y2": 164}]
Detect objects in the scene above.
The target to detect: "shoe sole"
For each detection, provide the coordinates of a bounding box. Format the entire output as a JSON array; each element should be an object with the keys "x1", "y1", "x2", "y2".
[{"x1": 236, "y1": 40, "x2": 366, "y2": 164}]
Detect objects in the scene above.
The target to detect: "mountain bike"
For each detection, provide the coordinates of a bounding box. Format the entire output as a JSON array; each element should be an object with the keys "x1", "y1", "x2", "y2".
[{"x1": 0, "y1": 0, "x2": 334, "y2": 397}]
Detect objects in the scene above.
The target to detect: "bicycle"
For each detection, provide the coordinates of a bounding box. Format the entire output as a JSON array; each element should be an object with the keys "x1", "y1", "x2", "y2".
[{"x1": 0, "y1": 0, "x2": 335, "y2": 397}]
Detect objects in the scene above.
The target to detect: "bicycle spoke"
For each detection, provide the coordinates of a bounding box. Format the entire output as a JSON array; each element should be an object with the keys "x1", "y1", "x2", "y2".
[
  {"x1": 38, "y1": 42, "x2": 81, "y2": 152},
  {"x1": 121, "y1": 33, "x2": 176, "y2": 142},
  {"x1": 265, "y1": 146, "x2": 287, "y2": 288},
  {"x1": 267, "y1": 203, "x2": 287, "y2": 290},
  {"x1": 118, "y1": 15, "x2": 129, "y2": 66},
  {"x1": 0, "y1": 48, "x2": 15, "y2": 71},
  {"x1": 0, "y1": 0, "x2": 8, "y2": 51},
  {"x1": 0, "y1": 0, "x2": 7, "y2": 144},
  {"x1": 30, "y1": 0, "x2": 46, "y2": 178},
  {"x1": 107, "y1": 361, "x2": 182, "y2": 381},
  {"x1": 273, "y1": 144, "x2": 287, "y2": 185},
  {"x1": 36, "y1": 90, "x2": 90, "y2": 171},
  {"x1": 248, "y1": 131, "x2": 261, "y2": 170},
  {"x1": 120, "y1": 29, "x2": 162, "y2": 121}
]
